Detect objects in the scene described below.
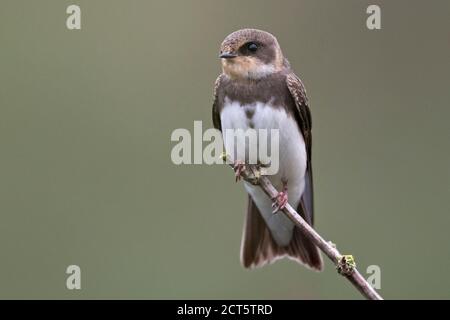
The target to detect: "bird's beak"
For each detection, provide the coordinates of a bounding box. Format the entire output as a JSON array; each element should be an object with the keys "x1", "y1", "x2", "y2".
[{"x1": 219, "y1": 52, "x2": 238, "y2": 59}]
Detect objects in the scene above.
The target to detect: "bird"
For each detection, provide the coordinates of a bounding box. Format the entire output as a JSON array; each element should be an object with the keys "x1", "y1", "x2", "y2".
[{"x1": 212, "y1": 29, "x2": 323, "y2": 270}]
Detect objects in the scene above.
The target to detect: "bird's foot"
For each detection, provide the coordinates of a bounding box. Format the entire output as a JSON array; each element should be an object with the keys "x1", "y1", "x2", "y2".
[
  {"x1": 337, "y1": 255, "x2": 356, "y2": 276},
  {"x1": 272, "y1": 183, "x2": 288, "y2": 213},
  {"x1": 233, "y1": 160, "x2": 246, "y2": 182},
  {"x1": 230, "y1": 160, "x2": 262, "y2": 185}
]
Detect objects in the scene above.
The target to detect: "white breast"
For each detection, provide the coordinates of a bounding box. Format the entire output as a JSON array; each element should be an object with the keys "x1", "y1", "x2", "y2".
[{"x1": 220, "y1": 98, "x2": 307, "y2": 246}]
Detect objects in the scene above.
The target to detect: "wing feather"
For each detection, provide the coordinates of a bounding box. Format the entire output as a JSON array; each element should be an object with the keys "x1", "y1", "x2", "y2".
[
  {"x1": 212, "y1": 74, "x2": 224, "y2": 131},
  {"x1": 286, "y1": 73, "x2": 315, "y2": 225}
]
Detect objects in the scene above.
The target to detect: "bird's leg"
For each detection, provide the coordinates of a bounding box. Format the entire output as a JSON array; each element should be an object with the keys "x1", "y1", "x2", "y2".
[
  {"x1": 233, "y1": 160, "x2": 246, "y2": 182},
  {"x1": 272, "y1": 179, "x2": 288, "y2": 213}
]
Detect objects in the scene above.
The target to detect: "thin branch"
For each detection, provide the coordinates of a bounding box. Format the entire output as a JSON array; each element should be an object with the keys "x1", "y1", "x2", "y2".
[{"x1": 230, "y1": 163, "x2": 383, "y2": 300}]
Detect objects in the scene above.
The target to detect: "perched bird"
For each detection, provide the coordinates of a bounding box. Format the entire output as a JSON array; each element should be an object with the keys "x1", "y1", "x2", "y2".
[{"x1": 212, "y1": 29, "x2": 323, "y2": 270}]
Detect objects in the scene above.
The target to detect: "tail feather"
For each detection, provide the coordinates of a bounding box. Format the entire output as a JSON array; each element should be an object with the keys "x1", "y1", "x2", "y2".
[{"x1": 241, "y1": 196, "x2": 323, "y2": 270}]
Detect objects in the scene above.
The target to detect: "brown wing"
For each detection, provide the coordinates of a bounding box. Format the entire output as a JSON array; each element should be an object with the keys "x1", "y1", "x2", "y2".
[
  {"x1": 212, "y1": 74, "x2": 224, "y2": 131},
  {"x1": 286, "y1": 73, "x2": 315, "y2": 225}
]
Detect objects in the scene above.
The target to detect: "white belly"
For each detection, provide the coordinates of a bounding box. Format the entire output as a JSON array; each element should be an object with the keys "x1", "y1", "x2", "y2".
[{"x1": 220, "y1": 99, "x2": 307, "y2": 246}]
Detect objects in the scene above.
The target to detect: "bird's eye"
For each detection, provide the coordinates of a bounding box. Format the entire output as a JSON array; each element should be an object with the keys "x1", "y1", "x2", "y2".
[{"x1": 247, "y1": 42, "x2": 258, "y2": 52}]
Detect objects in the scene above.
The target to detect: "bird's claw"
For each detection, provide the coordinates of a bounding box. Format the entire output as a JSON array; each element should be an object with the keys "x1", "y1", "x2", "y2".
[
  {"x1": 231, "y1": 161, "x2": 262, "y2": 185},
  {"x1": 233, "y1": 161, "x2": 246, "y2": 182},
  {"x1": 271, "y1": 191, "x2": 288, "y2": 213}
]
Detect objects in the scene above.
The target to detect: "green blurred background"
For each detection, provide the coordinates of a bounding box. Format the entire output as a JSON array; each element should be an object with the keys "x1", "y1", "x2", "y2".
[{"x1": 0, "y1": 0, "x2": 449, "y2": 299}]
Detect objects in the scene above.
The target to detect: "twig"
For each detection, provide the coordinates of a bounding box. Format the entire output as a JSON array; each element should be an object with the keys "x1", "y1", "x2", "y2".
[{"x1": 229, "y1": 162, "x2": 383, "y2": 300}]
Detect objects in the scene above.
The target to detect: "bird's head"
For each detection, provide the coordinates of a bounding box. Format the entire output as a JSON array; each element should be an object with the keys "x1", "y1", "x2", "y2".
[{"x1": 219, "y1": 29, "x2": 285, "y2": 80}]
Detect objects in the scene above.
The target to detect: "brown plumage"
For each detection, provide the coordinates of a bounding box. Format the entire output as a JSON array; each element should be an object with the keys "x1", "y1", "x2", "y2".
[
  {"x1": 241, "y1": 197, "x2": 322, "y2": 269},
  {"x1": 212, "y1": 29, "x2": 322, "y2": 270}
]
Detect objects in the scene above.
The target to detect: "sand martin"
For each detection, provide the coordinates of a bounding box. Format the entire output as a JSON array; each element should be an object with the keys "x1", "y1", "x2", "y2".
[{"x1": 212, "y1": 29, "x2": 323, "y2": 270}]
